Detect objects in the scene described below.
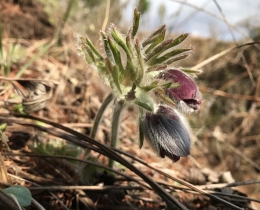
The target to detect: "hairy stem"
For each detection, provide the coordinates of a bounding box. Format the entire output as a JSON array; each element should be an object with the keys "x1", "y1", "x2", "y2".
[
  {"x1": 90, "y1": 93, "x2": 114, "y2": 139},
  {"x1": 109, "y1": 99, "x2": 125, "y2": 168}
]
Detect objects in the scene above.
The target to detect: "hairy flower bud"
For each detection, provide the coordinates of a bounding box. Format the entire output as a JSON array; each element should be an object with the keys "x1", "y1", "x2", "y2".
[
  {"x1": 157, "y1": 69, "x2": 202, "y2": 113},
  {"x1": 141, "y1": 106, "x2": 191, "y2": 162}
]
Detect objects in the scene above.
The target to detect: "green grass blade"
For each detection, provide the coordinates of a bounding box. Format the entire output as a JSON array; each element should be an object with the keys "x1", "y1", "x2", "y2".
[{"x1": 16, "y1": 42, "x2": 53, "y2": 78}]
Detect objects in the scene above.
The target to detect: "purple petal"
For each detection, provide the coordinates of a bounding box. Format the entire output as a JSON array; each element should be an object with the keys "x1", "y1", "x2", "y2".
[
  {"x1": 157, "y1": 69, "x2": 202, "y2": 112},
  {"x1": 141, "y1": 106, "x2": 191, "y2": 162}
]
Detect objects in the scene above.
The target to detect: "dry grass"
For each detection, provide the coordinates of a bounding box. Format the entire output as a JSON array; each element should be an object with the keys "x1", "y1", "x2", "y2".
[{"x1": 0, "y1": 0, "x2": 259, "y2": 209}]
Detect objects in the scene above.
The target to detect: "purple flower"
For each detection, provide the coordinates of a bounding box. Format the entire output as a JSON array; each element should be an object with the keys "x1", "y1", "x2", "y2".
[
  {"x1": 157, "y1": 69, "x2": 202, "y2": 113},
  {"x1": 141, "y1": 106, "x2": 191, "y2": 162}
]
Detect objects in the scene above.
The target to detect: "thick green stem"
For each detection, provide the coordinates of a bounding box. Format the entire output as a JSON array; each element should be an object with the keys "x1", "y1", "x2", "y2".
[
  {"x1": 109, "y1": 99, "x2": 125, "y2": 168},
  {"x1": 90, "y1": 93, "x2": 114, "y2": 139}
]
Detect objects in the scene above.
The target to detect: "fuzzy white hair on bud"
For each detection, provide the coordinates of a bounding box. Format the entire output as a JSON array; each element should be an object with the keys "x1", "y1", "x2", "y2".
[{"x1": 141, "y1": 106, "x2": 191, "y2": 162}]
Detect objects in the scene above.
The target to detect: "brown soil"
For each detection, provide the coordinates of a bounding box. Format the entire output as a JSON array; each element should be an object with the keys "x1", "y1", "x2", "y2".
[{"x1": 0, "y1": 0, "x2": 55, "y2": 39}]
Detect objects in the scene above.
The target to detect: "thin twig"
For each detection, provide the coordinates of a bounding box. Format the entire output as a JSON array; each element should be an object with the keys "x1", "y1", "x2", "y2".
[
  {"x1": 27, "y1": 185, "x2": 143, "y2": 192},
  {"x1": 4, "y1": 114, "x2": 244, "y2": 210},
  {"x1": 170, "y1": 0, "x2": 250, "y2": 39},
  {"x1": 3, "y1": 152, "x2": 148, "y2": 189},
  {"x1": 168, "y1": 0, "x2": 188, "y2": 31},
  {"x1": 226, "y1": 180, "x2": 260, "y2": 188},
  {"x1": 0, "y1": 76, "x2": 59, "y2": 85},
  {"x1": 31, "y1": 198, "x2": 46, "y2": 210},
  {"x1": 173, "y1": 0, "x2": 211, "y2": 30},
  {"x1": 212, "y1": 0, "x2": 255, "y2": 85},
  {"x1": 1, "y1": 114, "x2": 188, "y2": 210},
  {"x1": 102, "y1": 0, "x2": 111, "y2": 31},
  {"x1": 212, "y1": 0, "x2": 237, "y2": 44},
  {"x1": 222, "y1": 139, "x2": 260, "y2": 171},
  {"x1": 200, "y1": 87, "x2": 260, "y2": 102},
  {"x1": 192, "y1": 42, "x2": 260, "y2": 70},
  {"x1": 112, "y1": 149, "x2": 243, "y2": 210}
]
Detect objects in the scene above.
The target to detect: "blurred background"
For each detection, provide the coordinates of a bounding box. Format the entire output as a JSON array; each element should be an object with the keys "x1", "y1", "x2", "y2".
[
  {"x1": 0, "y1": 0, "x2": 260, "y2": 209},
  {"x1": 123, "y1": 0, "x2": 260, "y2": 41}
]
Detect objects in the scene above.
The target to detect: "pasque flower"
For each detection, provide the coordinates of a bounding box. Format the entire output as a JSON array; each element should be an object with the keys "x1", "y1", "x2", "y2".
[
  {"x1": 141, "y1": 106, "x2": 191, "y2": 162},
  {"x1": 77, "y1": 9, "x2": 204, "y2": 209},
  {"x1": 78, "y1": 9, "x2": 202, "y2": 163}
]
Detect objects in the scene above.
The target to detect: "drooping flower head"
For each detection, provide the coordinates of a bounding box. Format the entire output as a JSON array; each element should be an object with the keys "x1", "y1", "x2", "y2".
[{"x1": 141, "y1": 106, "x2": 191, "y2": 162}]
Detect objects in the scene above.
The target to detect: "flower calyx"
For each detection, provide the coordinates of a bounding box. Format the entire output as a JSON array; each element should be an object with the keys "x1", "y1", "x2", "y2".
[{"x1": 156, "y1": 69, "x2": 202, "y2": 114}]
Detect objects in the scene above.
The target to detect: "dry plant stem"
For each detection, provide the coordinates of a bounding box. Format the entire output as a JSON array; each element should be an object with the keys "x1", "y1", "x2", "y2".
[
  {"x1": 109, "y1": 99, "x2": 125, "y2": 168},
  {"x1": 7, "y1": 116, "x2": 244, "y2": 210},
  {"x1": 219, "y1": 139, "x2": 260, "y2": 171},
  {"x1": 200, "y1": 87, "x2": 260, "y2": 102},
  {"x1": 101, "y1": 0, "x2": 111, "y2": 31},
  {"x1": 213, "y1": 0, "x2": 237, "y2": 44},
  {"x1": 192, "y1": 42, "x2": 260, "y2": 70},
  {"x1": 109, "y1": 149, "x2": 244, "y2": 210},
  {"x1": 4, "y1": 152, "x2": 146, "y2": 188},
  {"x1": 3, "y1": 117, "x2": 247, "y2": 210},
  {"x1": 163, "y1": 185, "x2": 260, "y2": 204},
  {"x1": 27, "y1": 185, "x2": 143, "y2": 192},
  {"x1": 5, "y1": 114, "x2": 187, "y2": 210},
  {"x1": 0, "y1": 191, "x2": 21, "y2": 210},
  {"x1": 0, "y1": 76, "x2": 59, "y2": 85},
  {"x1": 172, "y1": 0, "x2": 210, "y2": 31},
  {"x1": 209, "y1": 191, "x2": 260, "y2": 204},
  {"x1": 7, "y1": 116, "x2": 250, "y2": 210},
  {"x1": 0, "y1": 152, "x2": 11, "y2": 184},
  {"x1": 170, "y1": 0, "x2": 249, "y2": 39},
  {"x1": 31, "y1": 199, "x2": 46, "y2": 210},
  {"x1": 90, "y1": 93, "x2": 114, "y2": 139},
  {"x1": 213, "y1": 0, "x2": 255, "y2": 86}
]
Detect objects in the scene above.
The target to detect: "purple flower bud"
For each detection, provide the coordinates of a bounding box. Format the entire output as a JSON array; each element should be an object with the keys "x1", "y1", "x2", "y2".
[
  {"x1": 157, "y1": 69, "x2": 202, "y2": 113},
  {"x1": 141, "y1": 106, "x2": 191, "y2": 162}
]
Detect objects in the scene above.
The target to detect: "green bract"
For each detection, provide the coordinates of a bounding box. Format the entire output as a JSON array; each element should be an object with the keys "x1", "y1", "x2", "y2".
[
  {"x1": 78, "y1": 9, "x2": 202, "y2": 167},
  {"x1": 77, "y1": 9, "x2": 194, "y2": 112}
]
